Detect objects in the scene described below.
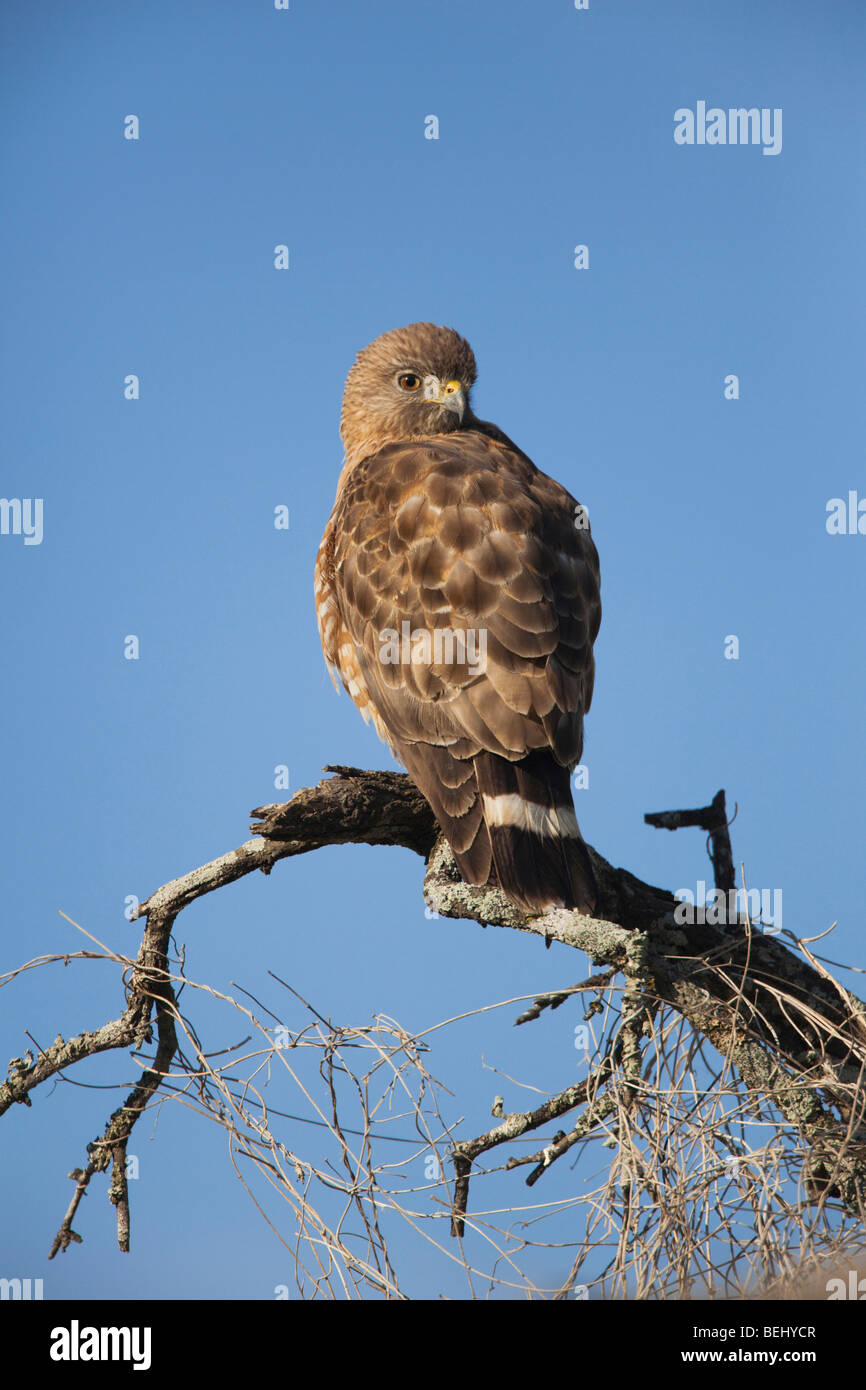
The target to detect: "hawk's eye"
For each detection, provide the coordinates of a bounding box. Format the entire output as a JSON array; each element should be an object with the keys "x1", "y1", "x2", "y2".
[{"x1": 397, "y1": 372, "x2": 422, "y2": 392}]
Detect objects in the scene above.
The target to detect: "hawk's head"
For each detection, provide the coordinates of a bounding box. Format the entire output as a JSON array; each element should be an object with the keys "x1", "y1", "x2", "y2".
[{"x1": 340, "y1": 322, "x2": 478, "y2": 462}]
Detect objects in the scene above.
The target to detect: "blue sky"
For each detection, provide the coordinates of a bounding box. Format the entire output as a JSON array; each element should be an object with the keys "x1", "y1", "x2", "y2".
[{"x1": 1, "y1": 0, "x2": 864, "y2": 1300}]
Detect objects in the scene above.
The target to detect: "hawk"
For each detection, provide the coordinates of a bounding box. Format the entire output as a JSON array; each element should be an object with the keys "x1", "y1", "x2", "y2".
[{"x1": 315, "y1": 322, "x2": 601, "y2": 915}]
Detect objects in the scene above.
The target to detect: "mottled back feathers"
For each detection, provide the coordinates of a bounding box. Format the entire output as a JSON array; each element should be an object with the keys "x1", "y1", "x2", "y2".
[{"x1": 315, "y1": 323, "x2": 601, "y2": 914}]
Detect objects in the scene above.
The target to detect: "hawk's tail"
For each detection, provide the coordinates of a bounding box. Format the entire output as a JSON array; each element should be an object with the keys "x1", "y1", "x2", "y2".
[{"x1": 473, "y1": 750, "x2": 597, "y2": 915}]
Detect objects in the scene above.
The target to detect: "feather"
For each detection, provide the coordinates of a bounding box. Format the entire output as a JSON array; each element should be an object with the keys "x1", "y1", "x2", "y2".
[{"x1": 315, "y1": 323, "x2": 601, "y2": 916}]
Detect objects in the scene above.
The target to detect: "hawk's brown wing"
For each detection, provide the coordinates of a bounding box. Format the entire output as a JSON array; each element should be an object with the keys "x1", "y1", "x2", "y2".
[{"x1": 315, "y1": 428, "x2": 601, "y2": 912}]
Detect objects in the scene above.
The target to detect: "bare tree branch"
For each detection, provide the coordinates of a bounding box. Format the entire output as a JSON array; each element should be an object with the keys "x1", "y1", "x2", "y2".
[
  {"x1": 645, "y1": 787, "x2": 735, "y2": 893},
  {"x1": 3, "y1": 766, "x2": 864, "y2": 1265}
]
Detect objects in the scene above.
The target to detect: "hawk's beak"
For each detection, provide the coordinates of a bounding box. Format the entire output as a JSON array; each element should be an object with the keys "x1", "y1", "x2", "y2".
[{"x1": 424, "y1": 376, "x2": 465, "y2": 418}]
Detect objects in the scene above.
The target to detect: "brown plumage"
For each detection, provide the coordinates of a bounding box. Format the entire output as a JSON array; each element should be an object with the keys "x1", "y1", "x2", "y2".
[{"x1": 315, "y1": 322, "x2": 601, "y2": 915}]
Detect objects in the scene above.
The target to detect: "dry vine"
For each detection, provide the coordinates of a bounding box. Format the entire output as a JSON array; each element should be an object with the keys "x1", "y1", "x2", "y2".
[{"x1": 2, "y1": 769, "x2": 864, "y2": 1297}]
